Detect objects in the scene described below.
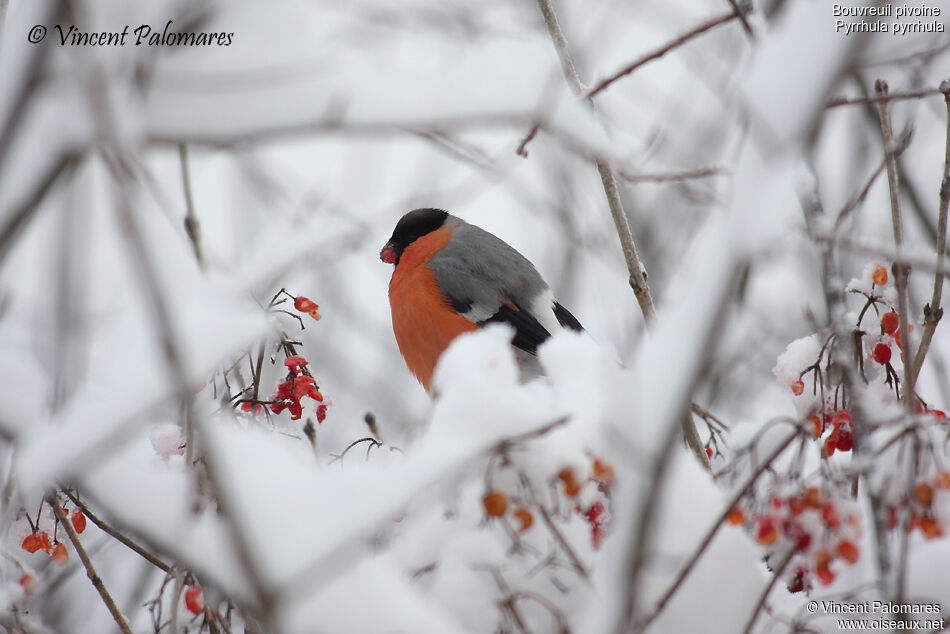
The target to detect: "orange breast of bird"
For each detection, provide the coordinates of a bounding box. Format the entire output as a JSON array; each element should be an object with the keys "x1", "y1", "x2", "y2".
[{"x1": 389, "y1": 226, "x2": 478, "y2": 391}]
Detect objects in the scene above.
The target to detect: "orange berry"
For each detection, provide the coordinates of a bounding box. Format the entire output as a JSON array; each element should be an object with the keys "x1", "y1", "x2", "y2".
[
  {"x1": 21, "y1": 532, "x2": 52, "y2": 554},
  {"x1": 791, "y1": 380, "x2": 805, "y2": 395},
  {"x1": 482, "y1": 491, "x2": 508, "y2": 518},
  {"x1": 816, "y1": 565, "x2": 836, "y2": 586},
  {"x1": 512, "y1": 507, "x2": 534, "y2": 533},
  {"x1": 51, "y1": 542, "x2": 68, "y2": 566},
  {"x1": 836, "y1": 540, "x2": 860, "y2": 564},
  {"x1": 71, "y1": 509, "x2": 86, "y2": 534},
  {"x1": 726, "y1": 508, "x2": 745, "y2": 525},
  {"x1": 920, "y1": 517, "x2": 944, "y2": 540},
  {"x1": 872, "y1": 266, "x2": 888, "y2": 286},
  {"x1": 558, "y1": 467, "x2": 582, "y2": 497},
  {"x1": 881, "y1": 311, "x2": 899, "y2": 335},
  {"x1": 184, "y1": 584, "x2": 205, "y2": 615},
  {"x1": 591, "y1": 459, "x2": 615, "y2": 485},
  {"x1": 19, "y1": 573, "x2": 36, "y2": 595},
  {"x1": 805, "y1": 487, "x2": 822, "y2": 508},
  {"x1": 815, "y1": 549, "x2": 833, "y2": 570},
  {"x1": 915, "y1": 482, "x2": 934, "y2": 507},
  {"x1": 934, "y1": 471, "x2": 950, "y2": 490},
  {"x1": 807, "y1": 415, "x2": 823, "y2": 439}
]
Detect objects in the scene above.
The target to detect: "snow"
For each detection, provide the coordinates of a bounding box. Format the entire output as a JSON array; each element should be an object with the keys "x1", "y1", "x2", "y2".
[{"x1": 1, "y1": 0, "x2": 948, "y2": 631}]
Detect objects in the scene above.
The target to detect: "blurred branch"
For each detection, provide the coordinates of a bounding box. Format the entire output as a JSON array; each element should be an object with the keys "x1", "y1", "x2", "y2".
[
  {"x1": 911, "y1": 81, "x2": 950, "y2": 382},
  {"x1": 833, "y1": 127, "x2": 912, "y2": 234},
  {"x1": 826, "y1": 87, "x2": 943, "y2": 109},
  {"x1": 0, "y1": 152, "x2": 80, "y2": 269},
  {"x1": 179, "y1": 144, "x2": 205, "y2": 268},
  {"x1": 48, "y1": 492, "x2": 134, "y2": 634},
  {"x1": 617, "y1": 166, "x2": 726, "y2": 184},
  {"x1": 874, "y1": 80, "x2": 915, "y2": 409}
]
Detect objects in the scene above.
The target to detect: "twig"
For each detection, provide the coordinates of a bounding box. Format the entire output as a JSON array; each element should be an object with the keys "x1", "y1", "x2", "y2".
[
  {"x1": 639, "y1": 430, "x2": 799, "y2": 628},
  {"x1": 875, "y1": 80, "x2": 916, "y2": 410},
  {"x1": 474, "y1": 565, "x2": 531, "y2": 634},
  {"x1": 834, "y1": 128, "x2": 913, "y2": 234},
  {"x1": 48, "y1": 492, "x2": 134, "y2": 634},
  {"x1": 742, "y1": 545, "x2": 796, "y2": 634},
  {"x1": 911, "y1": 81, "x2": 950, "y2": 381},
  {"x1": 62, "y1": 490, "x2": 171, "y2": 573},
  {"x1": 585, "y1": 8, "x2": 747, "y2": 99},
  {"x1": 826, "y1": 88, "x2": 943, "y2": 109},
  {"x1": 179, "y1": 144, "x2": 204, "y2": 267}
]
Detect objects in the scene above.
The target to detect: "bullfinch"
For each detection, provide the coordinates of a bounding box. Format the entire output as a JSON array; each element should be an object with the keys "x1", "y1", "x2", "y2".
[{"x1": 380, "y1": 208, "x2": 583, "y2": 391}]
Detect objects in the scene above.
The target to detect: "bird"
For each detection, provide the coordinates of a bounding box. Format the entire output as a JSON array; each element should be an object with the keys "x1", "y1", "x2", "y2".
[{"x1": 380, "y1": 208, "x2": 583, "y2": 391}]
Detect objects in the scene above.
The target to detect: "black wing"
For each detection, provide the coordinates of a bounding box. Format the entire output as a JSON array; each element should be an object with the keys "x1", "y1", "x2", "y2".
[{"x1": 478, "y1": 304, "x2": 551, "y2": 355}]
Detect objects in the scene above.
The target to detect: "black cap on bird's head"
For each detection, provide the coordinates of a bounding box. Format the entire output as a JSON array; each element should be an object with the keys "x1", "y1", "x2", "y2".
[{"x1": 380, "y1": 208, "x2": 449, "y2": 265}]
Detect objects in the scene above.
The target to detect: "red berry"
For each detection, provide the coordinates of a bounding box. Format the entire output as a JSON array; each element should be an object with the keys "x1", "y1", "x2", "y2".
[
  {"x1": 71, "y1": 509, "x2": 86, "y2": 534},
  {"x1": 791, "y1": 380, "x2": 805, "y2": 395},
  {"x1": 705, "y1": 446, "x2": 713, "y2": 459},
  {"x1": 316, "y1": 404, "x2": 328, "y2": 423},
  {"x1": 288, "y1": 402, "x2": 303, "y2": 420},
  {"x1": 294, "y1": 296, "x2": 318, "y2": 313},
  {"x1": 283, "y1": 356, "x2": 308, "y2": 369},
  {"x1": 881, "y1": 312, "x2": 899, "y2": 334},
  {"x1": 51, "y1": 542, "x2": 68, "y2": 566},
  {"x1": 821, "y1": 503, "x2": 841, "y2": 528},
  {"x1": 586, "y1": 501, "x2": 607, "y2": 526},
  {"x1": 184, "y1": 584, "x2": 205, "y2": 614},
  {"x1": 833, "y1": 426, "x2": 852, "y2": 452},
  {"x1": 872, "y1": 343, "x2": 892, "y2": 364},
  {"x1": 756, "y1": 518, "x2": 779, "y2": 545},
  {"x1": 836, "y1": 540, "x2": 859, "y2": 564},
  {"x1": 726, "y1": 508, "x2": 745, "y2": 525},
  {"x1": 823, "y1": 436, "x2": 837, "y2": 457},
  {"x1": 788, "y1": 496, "x2": 807, "y2": 517}
]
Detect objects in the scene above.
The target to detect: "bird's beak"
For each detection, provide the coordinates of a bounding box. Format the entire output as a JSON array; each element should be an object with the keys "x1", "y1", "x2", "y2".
[{"x1": 380, "y1": 243, "x2": 397, "y2": 264}]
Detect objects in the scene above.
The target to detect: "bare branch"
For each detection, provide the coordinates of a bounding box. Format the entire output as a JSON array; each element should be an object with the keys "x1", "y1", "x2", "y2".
[
  {"x1": 875, "y1": 80, "x2": 916, "y2": 410},
  {"x1": 48, "y1": 492, "x2": 134, "y2": 634},
  {"x1": 585, "y1": 8, "x2": 747, "y2": 99},
  {"x1": 911, "y1": 81, "x2": 950, "y2": 381}
]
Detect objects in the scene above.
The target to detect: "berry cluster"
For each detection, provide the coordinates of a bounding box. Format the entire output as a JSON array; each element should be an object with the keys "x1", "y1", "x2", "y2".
[
  {"x1": 19, "y1": 504, "x2": 86, "y2": 570},
  {"x1": 480, "y1": 457, "x2": 615, "y2": 551},
  {"x1": 728, "y1": 487, "x2": 861, "y2": 591},
  {"x1": 268, "y1": 355, "x2": 327, "y2": 422}
]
